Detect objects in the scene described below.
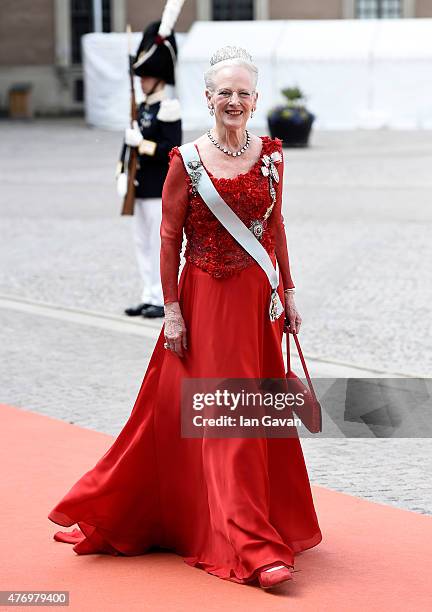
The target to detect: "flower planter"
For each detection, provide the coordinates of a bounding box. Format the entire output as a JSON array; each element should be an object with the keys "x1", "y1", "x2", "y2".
[{"x1": 267, "y1": 88, "x2": 315, "y2": 148}]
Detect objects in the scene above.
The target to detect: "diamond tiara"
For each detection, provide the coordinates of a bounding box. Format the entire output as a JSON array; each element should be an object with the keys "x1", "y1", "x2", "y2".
[{"x1": 209, "y1": 45, "x2": 253, "y2": 66}]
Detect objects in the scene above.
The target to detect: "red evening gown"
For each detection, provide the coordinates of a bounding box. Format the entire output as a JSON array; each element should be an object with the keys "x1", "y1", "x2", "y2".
[{"x1": 48, "y1": 136, "x2": 322, "y2": 584}]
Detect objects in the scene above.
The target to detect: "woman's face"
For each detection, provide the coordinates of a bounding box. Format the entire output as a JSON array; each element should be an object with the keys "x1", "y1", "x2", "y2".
[
  {"x1": 206, "y1": 65, "x2": 257, "y2": 131},
  {"x1": 140, "y1": 76, "x2": 161, "y2": 95}
]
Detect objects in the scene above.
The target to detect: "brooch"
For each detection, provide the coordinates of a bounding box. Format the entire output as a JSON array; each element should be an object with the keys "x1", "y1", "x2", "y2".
[
  {"x1": 187, "y1": 160, "x2": 203, "y2": 196},
  {"x1": 249, "y1": 219, "x2": 264, "y2": 240},
  {"x1": 261, "y1": 151, "x2": 282, "y2": 203}
]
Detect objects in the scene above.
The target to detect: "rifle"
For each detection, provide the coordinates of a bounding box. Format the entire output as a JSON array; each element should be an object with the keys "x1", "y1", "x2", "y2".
[{"x1": 121, "y1": 24, "x2": 138, "y2": 216}]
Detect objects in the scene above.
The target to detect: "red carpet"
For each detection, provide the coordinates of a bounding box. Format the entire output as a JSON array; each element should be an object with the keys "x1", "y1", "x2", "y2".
[{"x1": 0, "y1": 403, "x2": 430, "y2": 611}]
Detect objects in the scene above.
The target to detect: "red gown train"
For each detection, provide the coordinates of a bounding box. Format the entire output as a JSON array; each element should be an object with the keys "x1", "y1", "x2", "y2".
[{"x1": 48, "y1": 136, "x2": 322, "y2": 584}]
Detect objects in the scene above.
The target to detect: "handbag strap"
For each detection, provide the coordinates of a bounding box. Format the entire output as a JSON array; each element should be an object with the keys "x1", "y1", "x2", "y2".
[
  {"x1": 285, "y1": 331, "x2": 319, "y2": 403},
  {"x1": 178, "y1": 142, "x2": 280, "y2": 292}
]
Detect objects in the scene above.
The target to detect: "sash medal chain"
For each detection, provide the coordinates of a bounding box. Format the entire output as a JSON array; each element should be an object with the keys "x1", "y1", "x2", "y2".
[
  {"x1": 262, "y1": 150, "x2": 284, "y2": 321},
  {"x1": 249, "y1": 150, "x2": 282, "y2": 240}
]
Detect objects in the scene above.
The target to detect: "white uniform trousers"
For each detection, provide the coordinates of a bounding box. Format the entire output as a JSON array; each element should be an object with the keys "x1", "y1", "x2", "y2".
[{"x1": 132, "y1": 197, "x2": 163, "y2": 306}]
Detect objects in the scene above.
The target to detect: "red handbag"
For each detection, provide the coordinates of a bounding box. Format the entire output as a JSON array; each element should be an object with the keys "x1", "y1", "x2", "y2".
[{"x1": 285, "y1": 329, "x2": 322, "y2": 433}]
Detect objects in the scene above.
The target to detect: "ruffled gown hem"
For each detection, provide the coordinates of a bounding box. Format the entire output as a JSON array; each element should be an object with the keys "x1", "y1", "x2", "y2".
[{"x1": 48, "y1": 509, "x2": 322, "y2": 584}]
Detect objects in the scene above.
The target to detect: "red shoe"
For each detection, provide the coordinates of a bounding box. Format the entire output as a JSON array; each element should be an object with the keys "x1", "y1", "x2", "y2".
[
  {"x1": 53, "y1": 528, "x2": 84, "y2": 544},
  {"x1": 258, "y1": 564, "x2": 294, "y2": 589}
]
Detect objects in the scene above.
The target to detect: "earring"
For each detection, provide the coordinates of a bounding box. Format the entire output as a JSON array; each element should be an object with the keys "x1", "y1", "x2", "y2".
[
  {"x1": 209, "y1": 107, "x2": 214, "y2": 116},
  {"x1": 251, "y1": 109, "x2": 255, "y2": 118}
]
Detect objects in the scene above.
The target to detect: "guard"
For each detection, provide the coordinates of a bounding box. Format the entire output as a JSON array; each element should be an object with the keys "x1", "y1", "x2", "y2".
[{"x1": 122, "y1": 16, "x2": 182, "y2": 318}]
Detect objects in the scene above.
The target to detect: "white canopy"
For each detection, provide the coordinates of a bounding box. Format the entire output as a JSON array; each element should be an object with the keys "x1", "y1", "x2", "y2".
[
  {"x1": 83, "y1": 19, "x2": 432, "y2": 131},
  {"x1": 273, "y1": 20, "x2": 377, "y2": 129},
  {"x1": 371, "y1": 19, "x2": 432, "y2": 128},
  {"x1": 179, "y1": 18, "x2": 432, "y2": 130}
]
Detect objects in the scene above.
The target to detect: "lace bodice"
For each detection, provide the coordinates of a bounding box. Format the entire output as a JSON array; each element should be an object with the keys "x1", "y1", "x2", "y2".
[{"x1": 160, "y1": 136, "x2": 295, "y2": 304}]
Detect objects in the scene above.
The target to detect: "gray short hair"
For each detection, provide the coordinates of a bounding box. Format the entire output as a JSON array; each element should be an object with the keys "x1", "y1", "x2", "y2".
[{"x1": 204, "y1": 58, "x2": 258, "y2": 92}]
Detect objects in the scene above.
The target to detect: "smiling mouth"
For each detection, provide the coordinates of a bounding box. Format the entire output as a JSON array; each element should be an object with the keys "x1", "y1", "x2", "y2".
[{"x1": 225, "y1": 110, "x2": 243, "y2": 116}]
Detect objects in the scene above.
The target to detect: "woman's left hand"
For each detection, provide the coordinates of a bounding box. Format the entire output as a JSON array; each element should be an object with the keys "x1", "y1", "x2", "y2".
[{"x1": 284, "y1": 293, "x2": 302, "y2": 334}]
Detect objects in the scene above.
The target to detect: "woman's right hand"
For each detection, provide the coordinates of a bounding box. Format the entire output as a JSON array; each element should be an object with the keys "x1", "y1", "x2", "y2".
[{"x1": 164, "y1": 301, "x2": 188, "y2": 358}]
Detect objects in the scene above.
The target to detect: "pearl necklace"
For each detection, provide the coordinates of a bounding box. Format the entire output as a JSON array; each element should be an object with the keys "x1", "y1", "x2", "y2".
[{"x1": 206, "y1": 129, "x2": 250, "y2": 157}]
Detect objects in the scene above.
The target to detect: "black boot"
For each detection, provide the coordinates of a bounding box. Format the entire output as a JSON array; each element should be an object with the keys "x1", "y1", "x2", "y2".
[
  {"x1": 124, "y1": 303, "x2": 151, "y2": 317},
  {"x1": 142, "y1": 305, "x2": 165, "y2": 319}
]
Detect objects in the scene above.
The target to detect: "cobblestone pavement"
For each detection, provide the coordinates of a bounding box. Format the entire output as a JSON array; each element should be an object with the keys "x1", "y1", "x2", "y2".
[{"x1": 1, "y1": 120, "x2": 431, "y2": 515}]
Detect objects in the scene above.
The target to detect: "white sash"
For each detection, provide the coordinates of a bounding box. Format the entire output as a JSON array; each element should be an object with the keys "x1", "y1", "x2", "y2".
[{"x1": 178, "y1": 142, "x2": 284, "y2": 322}]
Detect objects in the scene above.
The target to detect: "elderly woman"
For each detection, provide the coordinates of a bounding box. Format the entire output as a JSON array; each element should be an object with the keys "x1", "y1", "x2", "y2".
[{"x1": 48, "y1": 46, "x2": 322, "y2": 590}]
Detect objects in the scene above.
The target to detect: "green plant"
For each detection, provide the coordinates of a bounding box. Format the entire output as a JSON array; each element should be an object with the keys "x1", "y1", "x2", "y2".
[{"x1": 281, "y1": 87, "x2": 308, "y2": 109}]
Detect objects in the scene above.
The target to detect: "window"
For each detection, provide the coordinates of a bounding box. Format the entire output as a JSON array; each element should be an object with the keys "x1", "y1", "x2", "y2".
[
  {"x1": 355, "y1": 0, "x2": 401, "y2": 18},
  {"x1": 212, "y1": 0, "x2": 254, "y2": 21},
  {"x1": 74, "y1": 78, "x2": 84, "y2": 103},
  {"x1": 71, "y1": 0, "x2": 111, "y2": 64}
]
